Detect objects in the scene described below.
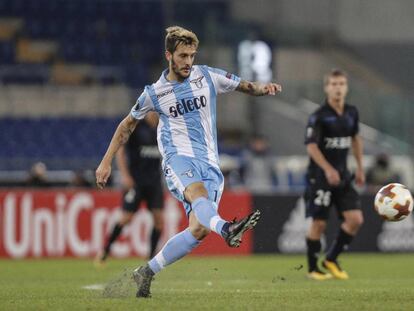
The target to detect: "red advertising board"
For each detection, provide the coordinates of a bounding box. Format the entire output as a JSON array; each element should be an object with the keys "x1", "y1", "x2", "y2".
[{"x1": 0, "y1": 190, "x2": 252, "y2": 258}]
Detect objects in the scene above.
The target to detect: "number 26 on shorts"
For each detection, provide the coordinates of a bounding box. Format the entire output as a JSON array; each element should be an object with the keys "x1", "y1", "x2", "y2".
[{"x1": 314, "y1": 190, "x2": 331, "y2": 207}]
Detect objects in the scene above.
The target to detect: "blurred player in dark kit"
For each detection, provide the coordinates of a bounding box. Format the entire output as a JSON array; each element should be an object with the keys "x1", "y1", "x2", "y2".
[
  {"x1": 96, "y1": 112, "x2": 164, "y2": 266},
  {"x1": 304, "y1": 69, "x2": 365, "y2": 280}
]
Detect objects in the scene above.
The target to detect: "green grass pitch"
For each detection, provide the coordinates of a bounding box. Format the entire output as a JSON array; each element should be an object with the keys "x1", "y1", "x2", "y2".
[{"x1": 1, "y1": 254, "x2": 414, "y2": 310}]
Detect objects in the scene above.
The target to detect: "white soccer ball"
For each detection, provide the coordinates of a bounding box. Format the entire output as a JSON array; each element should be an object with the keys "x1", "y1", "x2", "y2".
[{"x1": 374, "y1": 183, "x2": 413, "y2": 221}]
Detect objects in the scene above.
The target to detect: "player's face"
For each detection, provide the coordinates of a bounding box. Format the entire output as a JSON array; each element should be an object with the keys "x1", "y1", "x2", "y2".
[
  {"x1": 166, "y1": 44, "x2": 197, "y2": 80},
  {"x1": 325, "y1": 76, "x2": 348, "y2": 102}
]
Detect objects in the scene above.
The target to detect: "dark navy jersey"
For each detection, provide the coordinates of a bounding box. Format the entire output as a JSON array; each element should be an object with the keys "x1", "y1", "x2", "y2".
[
  {"x1": 304, "y1": 102, "x2": 359, "y2": 180},
  {"x1": 126, "y1": 121, "x2": 161, "y2": 186}
]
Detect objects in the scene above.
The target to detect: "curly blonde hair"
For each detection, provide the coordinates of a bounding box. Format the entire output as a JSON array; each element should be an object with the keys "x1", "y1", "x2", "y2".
[{"x1": 165, "y1": 26, "x2": 199, "y2": 53}]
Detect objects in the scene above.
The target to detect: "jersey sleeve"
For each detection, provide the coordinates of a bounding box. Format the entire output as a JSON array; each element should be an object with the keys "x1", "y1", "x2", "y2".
[
  {"x1": 206, "y1": 66, "x2": 241, "y2": 94},
  {"x1": 130, "y1": 87, "x2": 154, "y2": 120},
  {"x1": 304, "y1": 113, "x2": 322, "y2": 144}
]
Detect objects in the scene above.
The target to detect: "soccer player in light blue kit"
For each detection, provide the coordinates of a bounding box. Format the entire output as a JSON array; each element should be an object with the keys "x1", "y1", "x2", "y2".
[{"x1": 96, "y1": 26, "x2": 282, "y2": 298}]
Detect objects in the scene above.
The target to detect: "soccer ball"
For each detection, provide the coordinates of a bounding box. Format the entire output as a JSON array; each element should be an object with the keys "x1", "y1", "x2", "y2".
[{"x1": 374, "y1": 183, "x2": 413, "y2": 221}]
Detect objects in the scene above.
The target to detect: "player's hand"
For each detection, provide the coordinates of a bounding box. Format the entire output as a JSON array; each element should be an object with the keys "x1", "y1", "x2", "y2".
[
  {"x1": 263, "y1": 82, "x2": 282, "y2": 95},
  {"x1": 96, "y1": 162, "x2": 111, "y2": 189},
  {"x1": 324, "y1": 167, "x2": 340, "y2": 186},
  {"x1": 121, "y1": 174, "x2": 135, "y2": 190},
  {"x1": 355, "y1": 167, "x2": 365, "y2": 187}
]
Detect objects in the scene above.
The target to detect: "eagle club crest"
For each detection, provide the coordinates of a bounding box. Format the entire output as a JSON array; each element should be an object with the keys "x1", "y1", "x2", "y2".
[
  {"x1": 190, "y1": 76, "x2": 204, "y2": 89},
  {"x1": 181, "y1": 169, "x2": 194, "y2": 178}
]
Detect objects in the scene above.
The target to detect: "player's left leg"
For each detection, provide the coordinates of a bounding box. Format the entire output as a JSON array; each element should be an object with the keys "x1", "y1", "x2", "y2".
[
  {"x1": 134, "y1": 212, "x2": 205, "y2": 298},
  {"x1": 187, "y1": 183, "x2": 261, "y2": 247},
  {"x1": 166, "y1": 155, "x2": 260, "y2": 245},
  {"x1": 325, "y1": 209, "x2": 363, "y2": 265},
  {"x1": 324, "y1": 187, "x2": 364, "y2": 279},
  {"x1": 185, "y1": 167, "x2": 260, "y2": 247},
  {"x1": 184, "y1": 181, "x2": 230, "y2": 237}
]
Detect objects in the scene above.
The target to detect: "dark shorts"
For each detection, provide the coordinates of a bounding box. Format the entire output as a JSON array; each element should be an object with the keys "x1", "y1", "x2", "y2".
[
  {"x1": 304, "y1": 178, "x2": 361, "y2": 220},
  {"x1": 122, "y1": 182, "x2": 164, "y2": 213}
]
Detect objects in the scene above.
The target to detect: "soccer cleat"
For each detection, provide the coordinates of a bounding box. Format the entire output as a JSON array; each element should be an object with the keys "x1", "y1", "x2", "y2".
[
  {"x1": 307, "y1": 269, "x2": 333, "y2": 281},
  {"x1": 323, "y1": 260, "x2": 349, "y2": 280},
  {"x1": 224, "y1": 210, "x2": 261, "y2": 248},
  {"x1": 132, "y1": 265, "x2": 154, "y2": 298}
]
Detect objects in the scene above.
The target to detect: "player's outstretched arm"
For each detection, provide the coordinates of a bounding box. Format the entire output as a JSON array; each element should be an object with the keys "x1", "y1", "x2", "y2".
[
  {"x1": 236, "y1": 80, "x2": 282, "y2": 96},
  {"x1": 96, "y1": 114, "x2": 138, "y2": 189}
]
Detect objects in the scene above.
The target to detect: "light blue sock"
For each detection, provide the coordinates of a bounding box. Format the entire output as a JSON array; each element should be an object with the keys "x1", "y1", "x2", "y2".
[
  {"x1": 148, "y1": 228, "x2": 200, "y2": 274},
  {"x1": 192, "y1": 197, "x2": 227, "y2": 237}
]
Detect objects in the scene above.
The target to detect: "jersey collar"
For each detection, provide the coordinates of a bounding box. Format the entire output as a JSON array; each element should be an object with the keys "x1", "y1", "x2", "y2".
[{"x1": 324, "y1": 100, "x2": 348, "y2": 116}]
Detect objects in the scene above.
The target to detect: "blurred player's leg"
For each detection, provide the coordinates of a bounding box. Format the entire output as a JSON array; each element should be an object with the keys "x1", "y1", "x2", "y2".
[
  {"x1": 95, "y1": 188, "x2": 140, "y2": 267},
  {"x1": 306, "y1": 219, "x2": 332, "y2": 280},
  {"x1": 95, "y1": 211, "x2": 134, "y2": 267},
  {"x1": 325, "y1": 228, "x2": 354, "y2": 263},
  {"x1": 324, "y1": 197, "x2": 363, "y2": 280},
  {"x1": 103, "y1": 222, "x2": 124, "y2": 258},
  {"x1": 149, "y1": 208, "x2": 163, "y2": 258},
  {"x1": 145, "y1": 183, "x2": 164, "y2": 259},
  {"x1": 306, "y1": 238, "x2": 332, "y2": 280}
]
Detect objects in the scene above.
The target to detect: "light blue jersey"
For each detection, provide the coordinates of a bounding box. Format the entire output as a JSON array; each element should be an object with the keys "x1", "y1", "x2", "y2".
[
  {"x1": 130, "y1": 65, "x2": 240, "y2": 214},
  {"x1": 130, "y1": 65, "x2": 241, "y2": 168}
]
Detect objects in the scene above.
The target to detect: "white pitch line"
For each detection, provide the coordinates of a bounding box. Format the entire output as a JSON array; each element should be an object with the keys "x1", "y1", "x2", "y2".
[{"x1": 82, "y1": 284, "x2": 106, "y2": 290}]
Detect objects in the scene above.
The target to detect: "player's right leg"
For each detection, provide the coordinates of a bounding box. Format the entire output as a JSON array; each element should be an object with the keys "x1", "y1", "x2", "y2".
[
  {"x1": 95, "y1": 187, "x2": 140, "y2": 267},
  {"x1": 133, "y1": 212, "x2": 205, "y2": 298},
  {"x1": 306, "y1": 220, "x2": 332, "y2": 280},
  {"x1": 132, "y1": 156, "x2": 208, "y2": 298},
  {"x1": 304, "y1": 184, "x2": 332, "y2": 280}
]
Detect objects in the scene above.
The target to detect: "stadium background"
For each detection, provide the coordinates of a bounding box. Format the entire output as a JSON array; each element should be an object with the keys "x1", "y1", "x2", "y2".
[{"x1": 1, "y1": 0, "x2": 414, "y2": 259}]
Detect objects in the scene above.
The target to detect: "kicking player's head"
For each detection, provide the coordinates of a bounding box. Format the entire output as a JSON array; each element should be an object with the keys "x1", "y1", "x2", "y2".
[
  {"x1": 324, "y1": 69, "x2": 348, "y2": 103},
  {"x1": 165, "y1": 26, "x2": 199, "y2": 80}
]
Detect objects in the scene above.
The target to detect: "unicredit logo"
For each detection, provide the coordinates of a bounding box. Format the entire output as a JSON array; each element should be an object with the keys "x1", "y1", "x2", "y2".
[
  {"x1": 0, "y1": 191, "x2": 182, "y2": 258},
  {"x1": 169, "y1": 95, "x2": 207, "y2": 117}
]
